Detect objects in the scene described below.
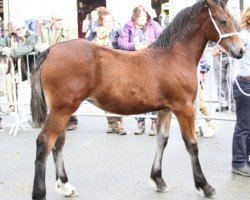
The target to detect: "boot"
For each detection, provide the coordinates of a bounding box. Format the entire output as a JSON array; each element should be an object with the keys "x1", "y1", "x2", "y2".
[
  {"x1": 106, "y1": 117, "x2": 116, "y2": 134},
  {"x1": 148, "y1": 119, "x2": 157, "y2": 136},
  {"x1": 113, "y1": 121, "x2": 127, "y2": 135},
  {"x1": 106, "y1": 117, "x2": 126, "y2": 135},
  {"x1": 134, "y1": 121, "x2": 145, "y2": 135},
  {"x1": 199, "y1": 122, "x2": 215, "y2": 138},
  {"x1": 106, "y1": 123, "x2": 115, "y2": 134},
  {"x1": 206, "y1": 120, "x2": 216, "y2": 131}
]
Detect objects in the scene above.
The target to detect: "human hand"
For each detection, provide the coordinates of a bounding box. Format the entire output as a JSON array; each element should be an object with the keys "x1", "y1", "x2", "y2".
[
  {"x1": 2, "y1": 47, "x2": 11, "y2": 56},
  {"x1": 211, "y1": 46, "x2": 222, "y2": 56}
]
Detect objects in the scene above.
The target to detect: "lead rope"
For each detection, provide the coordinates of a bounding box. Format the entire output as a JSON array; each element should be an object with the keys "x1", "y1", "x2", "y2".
[
  {"x1": 209, "y1": 8, "x2": 250, "y2": 96},
  {"x1": 235, "y1": 78, "x2": 250, "y2": 96}
]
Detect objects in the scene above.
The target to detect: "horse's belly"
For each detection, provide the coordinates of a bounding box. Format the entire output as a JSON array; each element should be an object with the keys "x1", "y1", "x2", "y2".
[{"x1": 88, "y1": 97, "x2": 167, "y2": 115}]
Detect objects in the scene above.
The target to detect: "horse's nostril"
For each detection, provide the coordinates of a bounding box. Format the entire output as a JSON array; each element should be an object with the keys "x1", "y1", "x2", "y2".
[
  {"x1": 237, "y1": 48, "x2": 245, "y2": 59},
  {"x1": 240, "y1": 48, "x2": 243, "y2": 54}
]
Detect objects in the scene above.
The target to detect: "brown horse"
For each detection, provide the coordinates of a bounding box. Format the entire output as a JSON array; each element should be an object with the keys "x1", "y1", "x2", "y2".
[{"x1": 31, "y1": 0, "x2": 245, "y2": 199}]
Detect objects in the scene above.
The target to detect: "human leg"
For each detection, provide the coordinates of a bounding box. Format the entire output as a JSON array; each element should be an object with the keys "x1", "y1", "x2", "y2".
[
  {"x1": 232, "y1": 78, "x2": 250, "y2": 176},
  {"x1": 134, "y1": 117, "x2": 145, "y2": 135},
  {"x1": 199, "y1": 82, "x2": 216, "y2": 137},
  {"x1": 213, "y1": 56, "x2": 229, "y2": 111},
  {"x1": 149, "y1": 112, "x2": 157, "y2": 136},
  {"x1": 6, "y1": 73, "x2": 15, "y2": 112}
]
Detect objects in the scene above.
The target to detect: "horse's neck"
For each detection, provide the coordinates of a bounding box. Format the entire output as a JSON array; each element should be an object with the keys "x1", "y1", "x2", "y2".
[{"x1": 175, "y1": 32, "x2": 207, "y2": 66}]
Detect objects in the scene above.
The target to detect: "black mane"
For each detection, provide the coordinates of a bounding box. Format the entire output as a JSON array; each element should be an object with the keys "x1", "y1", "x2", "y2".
[{"x1": 149, "y1": 1, "x2": 206, "y2": 51}]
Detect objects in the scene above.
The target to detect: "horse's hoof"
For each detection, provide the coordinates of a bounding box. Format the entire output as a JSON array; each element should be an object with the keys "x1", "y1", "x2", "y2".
[
  {"x1": 204, "y1": 189, "x2": 216, "y2": 199},
  {"x1": 150, "y1": 178, "x2": 169, "y2": 192},
  {"x1": 56, "y1": 179, "x2": 78, "y2": 197}
]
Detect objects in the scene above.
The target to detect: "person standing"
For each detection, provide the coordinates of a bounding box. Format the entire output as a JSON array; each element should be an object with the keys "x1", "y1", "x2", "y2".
[
  {"x1": 118, "y1": 5, "x2": 162, "y2": 136},
  {"x1": 231, "y1": 7, "x2": 250, "y2": 177},
  {"x1": 198, "y1": 48, "x2": 216, "y2": 138},
  {"x1": 91, "y1": 8, "x2": 126, "y2": 135},
  {"x1": 0, "y1": 20, "x2": 37, "y2": 113},
  {"x1": 211, "y1": 44, "x2": 236, "y2": 112},
  {"x1": 35, "y1": 11, "x2": 78, "y2": 130}
]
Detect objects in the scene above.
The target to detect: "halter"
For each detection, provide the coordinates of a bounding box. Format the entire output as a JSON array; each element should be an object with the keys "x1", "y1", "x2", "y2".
[{"x1": 208, "y1": 8, "x2": 238, "y2": 45}]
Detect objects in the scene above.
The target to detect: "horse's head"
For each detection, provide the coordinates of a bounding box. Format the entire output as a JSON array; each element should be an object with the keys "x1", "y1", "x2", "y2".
[{"x1": 205, "y1": 0, "x2": 245, "y2": 59}]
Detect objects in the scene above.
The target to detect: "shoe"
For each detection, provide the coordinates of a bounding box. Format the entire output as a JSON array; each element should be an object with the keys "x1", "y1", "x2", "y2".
[
  {"x1": 199, "y1": 123, "x2": 214, "y2": 138},
  {"x1": 232, "y1": 164, "x2": 250, "y2": 177},
  {"x1": 134, "y1": 121, "x2": 145, "y2": 135},
  {"x1": 6, "y1": 105, "x2": 15, "y2": 113},
  {"x1": 207, "y1": 121, "x2": 216, "y2": 131},
  {"x1": 114, "y1": 121, "x2": 127, "y2": 135},
  {"x1": 148, "y1": 119, "x2": 157, "y2": 136},
  {"x1": 215, "y1": 106, "x2": 229, "y2": 112},
  {"x1": 106, "y1": 124, "x2": 115, "y2": 134},
  {"x1": 107, "y1": 121, "x2": 127, "y2": 135},
  {"x1": 67, "y1": 116, "x2": 78, "y2": 130}
]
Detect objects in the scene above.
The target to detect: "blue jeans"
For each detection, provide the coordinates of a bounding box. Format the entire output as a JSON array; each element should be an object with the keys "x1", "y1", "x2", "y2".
[
  {"x1": 136, "y1": 112, "x2": 157, "y2": 122},
  {"x1": 232, "y1": 76, "x2": 250, "y2": 167}
]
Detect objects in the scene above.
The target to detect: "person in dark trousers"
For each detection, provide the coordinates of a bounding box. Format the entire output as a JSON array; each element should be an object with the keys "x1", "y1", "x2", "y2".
[{"x1": 232, "y1": 7, "x2": 250, "y2": 177}]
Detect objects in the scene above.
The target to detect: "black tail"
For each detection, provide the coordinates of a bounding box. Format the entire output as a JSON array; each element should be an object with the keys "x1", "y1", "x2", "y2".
[{"x1": 31, "y1": 49, "x2": 50, "y2": 128}]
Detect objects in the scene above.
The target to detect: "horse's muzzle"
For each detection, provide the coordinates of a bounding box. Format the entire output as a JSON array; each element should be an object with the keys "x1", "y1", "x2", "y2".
[{"x1": 230, "y1": 46, "x2": 245, "y2": 59}]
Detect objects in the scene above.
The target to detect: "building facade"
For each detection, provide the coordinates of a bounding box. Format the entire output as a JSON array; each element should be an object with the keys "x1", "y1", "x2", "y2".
[{"x1": 2, "y1": 0, "x2": 250, "y2": 37}]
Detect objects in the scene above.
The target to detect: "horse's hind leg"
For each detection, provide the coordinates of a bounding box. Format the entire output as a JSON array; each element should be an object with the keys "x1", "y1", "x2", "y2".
[
  {"x1": 174, "y1": 103, "x2": 216, "y2": 198},
  {"x1": 53, "y1": 132, "x2": 78, "y2": 197},
  {"x1": 150, "y1": 108, "x2": 172, "y2": 192},
  {"x1": 32, "y1": 110, "x2": 73, "y2": 200}
]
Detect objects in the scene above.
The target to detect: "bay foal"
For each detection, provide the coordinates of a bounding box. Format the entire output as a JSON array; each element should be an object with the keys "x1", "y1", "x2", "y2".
[{"x1": 32, "y1": 0, "x2": 245, "y2": 199}]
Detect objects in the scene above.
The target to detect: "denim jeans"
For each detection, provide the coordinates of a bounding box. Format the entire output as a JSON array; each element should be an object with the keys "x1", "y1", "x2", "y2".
[
  {"x1": 232, "y1": 76, "x2": 250, "y2": 167},
  {"x1": 136, "y1": 112, "x2": 157, "y2": 122}
]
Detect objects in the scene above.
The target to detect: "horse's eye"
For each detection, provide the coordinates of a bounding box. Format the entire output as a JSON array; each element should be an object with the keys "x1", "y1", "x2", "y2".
[{"x1": 218, "y1": 19, "x2": 227, "y2": 26}]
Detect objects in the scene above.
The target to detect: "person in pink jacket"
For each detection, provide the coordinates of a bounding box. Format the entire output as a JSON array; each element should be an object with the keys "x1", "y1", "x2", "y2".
[
  {"x1": 118, "y1": 5, "x2": 162, "y2": 51},
  {"x1": 118, "y1": 5, "x2": 163, "y2": 135}
]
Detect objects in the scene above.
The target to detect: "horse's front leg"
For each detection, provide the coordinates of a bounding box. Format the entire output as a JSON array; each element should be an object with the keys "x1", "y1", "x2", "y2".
[
  {"x1": 174, "y1": 103, "x2": 216, "y2": 198},
  {"x1": 150, "y1": 108, "x2": 172, "y2": 192},
  {"x1": 32, "y1": 111, "x2": 71, "y2": 200},
  {"x1": 53, "y1": 132, "x2": 78, "y2": 197}
]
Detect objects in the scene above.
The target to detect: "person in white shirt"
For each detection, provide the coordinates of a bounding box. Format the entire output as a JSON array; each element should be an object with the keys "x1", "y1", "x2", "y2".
[{"x1": 232, "y1": 7, "x2": 250, "y2": 177}]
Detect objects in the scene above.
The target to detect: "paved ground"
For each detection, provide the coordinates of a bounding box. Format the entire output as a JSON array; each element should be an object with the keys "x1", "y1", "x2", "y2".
[{"x1": 0, "y1": 113, "x2": 250, "y2": 200}]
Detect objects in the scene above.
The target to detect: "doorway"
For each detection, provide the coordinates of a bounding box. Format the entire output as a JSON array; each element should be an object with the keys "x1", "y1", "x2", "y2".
[{"x1": 77, "y1": 0, "x2": 106, "y2": 38}]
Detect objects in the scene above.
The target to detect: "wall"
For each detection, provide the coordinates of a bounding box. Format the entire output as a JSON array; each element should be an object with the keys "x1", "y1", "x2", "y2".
[
  {"x1": 3, "y1": 0, "x2": 249, "y2": 38},
  {"x1": 106, "y1": 0, "x2": 151, "y2": 25},
  {"x1": 3, "y1": 0, "x2": 77, "y2": 37}
]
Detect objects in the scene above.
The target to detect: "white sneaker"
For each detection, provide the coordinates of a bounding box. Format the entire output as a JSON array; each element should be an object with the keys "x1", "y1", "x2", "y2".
[{"x1": 200, "y1": 123, "x2": 215, "y2": 138}]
